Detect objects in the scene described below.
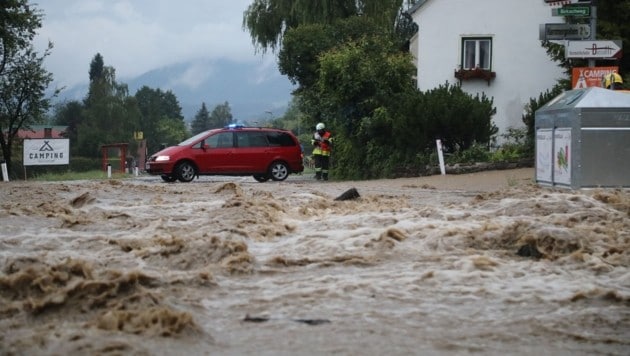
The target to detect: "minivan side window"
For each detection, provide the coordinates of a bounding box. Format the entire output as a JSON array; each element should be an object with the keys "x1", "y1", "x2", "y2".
[
  {"x1": 209, "y1": 132, "x2": 233, "y2": 148},
  {"x1": 267, "y1": 132, "x2": 295, "y2": 147},
  {"x1": 237, "y1": 132, "x2": 268, "y2": 147}
]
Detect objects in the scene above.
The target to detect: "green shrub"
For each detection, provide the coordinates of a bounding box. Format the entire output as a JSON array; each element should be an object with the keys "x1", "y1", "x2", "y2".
[
  {"x1": 490, "y1": 127, "x2": 531, "y2": 162},
  {"x1": 446, "y1": 143, "x2": 491, "y2": 164}
]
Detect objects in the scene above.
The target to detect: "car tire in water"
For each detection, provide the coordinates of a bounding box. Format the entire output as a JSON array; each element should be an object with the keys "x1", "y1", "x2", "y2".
[
  {"x1": 161, "y1": 175, "x2": 177, "y2": 182},
  {"x1": 268, "y1": 161, "x2": 289, "y2": 181},
  {"x1": 253, "y1": 174, "x2": 270, "y2": 182},
  {"x1": 175, "y1": 161, "x2": 196, "y2": 182}
]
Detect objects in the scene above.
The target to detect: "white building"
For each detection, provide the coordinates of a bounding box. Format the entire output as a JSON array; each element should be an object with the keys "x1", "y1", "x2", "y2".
[{"x1": 409, "y1": 0, "x2": 567, "y2": 142}]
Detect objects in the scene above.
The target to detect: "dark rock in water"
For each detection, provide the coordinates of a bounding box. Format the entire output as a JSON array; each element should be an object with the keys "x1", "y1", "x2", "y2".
[
  {"x1": 243, "y1": 314, "x2": 269, "y2": 323},
  {"x1": 334, "y1": 188, "x2": 360, "y2": 201},
  {"x1": 517, "y1": 244, "x2": 543, "y2": 259},
  {"x1": 292, "y1": 318, "x2": 331, "y2": 326},
  {"x1": 243, "y1": 314, "x2": 330, "y2": 326}
]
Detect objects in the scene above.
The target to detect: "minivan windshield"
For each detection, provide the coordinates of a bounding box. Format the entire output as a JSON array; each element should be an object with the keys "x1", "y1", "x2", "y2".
[{"x1": 177, "y1": 129, "x2": 218, "y2": 146}]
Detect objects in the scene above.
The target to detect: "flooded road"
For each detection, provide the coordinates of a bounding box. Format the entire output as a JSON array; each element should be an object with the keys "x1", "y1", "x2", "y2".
[{"x1": 1, "y1": 168, "x2": 628, "y2": 355}]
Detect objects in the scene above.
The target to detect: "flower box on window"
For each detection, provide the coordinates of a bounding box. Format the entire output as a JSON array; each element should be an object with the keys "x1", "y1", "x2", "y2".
[{"x1": 454, "y1": 67, "x2": 496, "y2": 85}]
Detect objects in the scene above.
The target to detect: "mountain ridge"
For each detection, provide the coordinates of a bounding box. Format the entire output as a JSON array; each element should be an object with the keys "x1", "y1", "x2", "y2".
[{"x1": 53, "y1": 58, "x2": 296, "y2": 122}]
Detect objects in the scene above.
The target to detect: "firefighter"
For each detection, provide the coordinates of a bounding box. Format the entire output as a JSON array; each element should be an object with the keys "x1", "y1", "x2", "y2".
[
  {"x1": 311, "y1": 122, "x2": 333, "y2": 181},
  {"x1": 602, "y1": 71, "x2": 623, "y2": 90}
]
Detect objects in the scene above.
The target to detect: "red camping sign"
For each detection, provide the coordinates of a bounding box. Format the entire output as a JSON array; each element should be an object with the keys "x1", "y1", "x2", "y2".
[{"x1": 571, "y1": 66, "x2": 618, "y2": 89}]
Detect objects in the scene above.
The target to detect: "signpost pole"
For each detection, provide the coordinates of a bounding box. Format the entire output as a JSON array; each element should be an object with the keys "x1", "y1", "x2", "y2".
[
  {"x1": 588, "y1": 0, "x2": 597, "y2": 67},
  {"x1": 1, "y1": 161, "x2": 8, "y2": 182}
]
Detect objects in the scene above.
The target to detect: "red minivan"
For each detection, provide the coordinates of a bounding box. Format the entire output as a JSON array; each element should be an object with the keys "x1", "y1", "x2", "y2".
[{"x1": 146, "y1": 125, "x2": 304, "y2": 182}]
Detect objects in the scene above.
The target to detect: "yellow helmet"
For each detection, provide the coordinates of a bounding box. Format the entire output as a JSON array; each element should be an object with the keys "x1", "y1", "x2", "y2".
[{"x1": 603, "y1": 72, "x2": 623, "y2": 89}]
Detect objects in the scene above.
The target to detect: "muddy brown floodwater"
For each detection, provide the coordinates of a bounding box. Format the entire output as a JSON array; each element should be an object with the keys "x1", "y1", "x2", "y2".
[{"x1": 0, "y1": 168, "x2": 628, "y2": 355}]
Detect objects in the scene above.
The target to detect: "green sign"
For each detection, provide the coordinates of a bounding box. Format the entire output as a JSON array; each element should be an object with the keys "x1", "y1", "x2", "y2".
[{"x1": 552, "y1": 7, "x2": 590, "y2": 17}]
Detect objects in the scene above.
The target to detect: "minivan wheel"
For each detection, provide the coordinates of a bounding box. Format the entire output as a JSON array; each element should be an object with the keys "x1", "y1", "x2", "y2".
[
  {"x1": 269, "y1": 161, "x2": 289, "y2": 181},
  {"x1": 161, "y1": 174, "x2": 177, "y2": 182},
  {"x1": 253, "y1": 174, "x2": 270, "y2": 182},
  {"x1": 175, "y1": 162, "x2": 196, "y2": 182}
]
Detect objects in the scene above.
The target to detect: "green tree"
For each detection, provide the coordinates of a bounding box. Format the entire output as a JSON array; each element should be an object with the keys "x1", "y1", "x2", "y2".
[
  {"x1": 311, "y1": 33, "x2": 418, "y2": 178},
  {"x1": 154, "y1": 117, "x2": 188, "y2": 148},
  {"x1": 78, "y1": 58, "x2": 139, "y2": 158},
  {"x1": 0, "y1": 1, "x2": 57, "y2": 176},
  {"x1": 135, "y1": 86, "x2": 185, "y2": 154},
  {"x1": 89, "y1": 52, "x2": 104, "y2": 82},
  {"x1": 52, "y1": 100, "x2": 83, "y2": 152},
  {"x1": 208, "y1": 101, "x2": 233, "y2": 129},
  {"x1": 190, "y1": 102, "x2": 210, "y2": 134},
  {"x1": 279, "y1": 16, "x2": 385, "y2": 89},
  {"x1": 597, "y1": 0, "x2": 630, "y2": 81},
  {"x1": 243, "y1": 0, "x2": 405, "y2": 53}
]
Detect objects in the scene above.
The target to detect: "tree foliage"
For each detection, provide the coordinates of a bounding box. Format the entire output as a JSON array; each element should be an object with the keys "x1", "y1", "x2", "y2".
[
  {"x1": 279, "y1": 16, "x2": 385, "y2": 88},
  {"x1": 89, "y1": 52, "x2": 104, "y2": 82},
  {"x1": 52, "y1": 99, "x2": 83, "y2": 145},
  {"x1": 76, "y1": 63, "x2": 140, "y2": 157},
  {"x1": 209, "y1": 101, "x2": 233, "y2": 129},
  {"x1": 243, "y1": 0, "x2": 405, "y2": 53},
  {"x1": 135, "y1": 85, "x2": 185, "y2": 153},
  {"x1": 190, "y1": 102, "x2": 210, "y2": 135},
  {"x1": 597, "y1": 0, "x2": 630, "y2": 81},
  {"x1": 191, "y1": 101, "x2": 233, "y2": 134},
  {"x1": 0, "y1": 1, "x2": 56, "y2": 176}
]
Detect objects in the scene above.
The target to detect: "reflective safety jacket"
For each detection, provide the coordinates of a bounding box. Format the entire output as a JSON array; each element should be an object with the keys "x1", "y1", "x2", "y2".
[{"x1": 312, "y1": 130, "x2": 332, "y2": 156}]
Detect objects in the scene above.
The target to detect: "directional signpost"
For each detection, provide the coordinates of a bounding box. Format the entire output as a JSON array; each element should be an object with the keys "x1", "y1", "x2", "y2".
[
  {"x1": 552, "y1": 6, "x2": 590, "y2": 17},
  {"x1": 540, "y1": 23, "x2": 591, "y2": 40},
  {"x1": 565, "y1": 40, "x2": 623, "y2": 59}
]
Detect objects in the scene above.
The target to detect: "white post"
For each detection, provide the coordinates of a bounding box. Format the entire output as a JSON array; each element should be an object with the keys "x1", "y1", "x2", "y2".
[
  {"x1": 134, "y1": 166, "x2": 139, "y2": 177},
  {"x1": 107, "y1": 164, "x2": 112, "y2": 178},
  {"x1": 436, "y1": 139, "x2": 446, "y2": 175},
  {"x1": 1, "y1": 162, "x2": 9, "y2": 182}
]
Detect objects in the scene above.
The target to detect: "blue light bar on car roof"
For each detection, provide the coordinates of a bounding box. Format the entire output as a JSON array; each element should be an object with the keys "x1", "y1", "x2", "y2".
[{"x1": 226, "y1": 123, "x2": 245, "y2": 129}]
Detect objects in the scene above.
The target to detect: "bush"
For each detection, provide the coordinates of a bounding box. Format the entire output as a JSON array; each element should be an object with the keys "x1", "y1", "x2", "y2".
[{"x1": 446, "y1": 143, "x2": 491, "y2": 164}]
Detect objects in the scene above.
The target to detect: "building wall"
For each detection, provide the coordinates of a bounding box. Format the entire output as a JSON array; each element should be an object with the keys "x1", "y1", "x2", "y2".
[{"x1": 410, "y1": 0, "x2": 566, "y2": 142}]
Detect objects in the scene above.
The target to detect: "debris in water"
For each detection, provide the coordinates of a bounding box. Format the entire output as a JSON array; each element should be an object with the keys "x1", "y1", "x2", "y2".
[
  {"x1": 334, "y1": 188, "x2": 360, "y2": 201},
  {"x1": 517, "y1": 244, "x2": 543, "y2": 259}
]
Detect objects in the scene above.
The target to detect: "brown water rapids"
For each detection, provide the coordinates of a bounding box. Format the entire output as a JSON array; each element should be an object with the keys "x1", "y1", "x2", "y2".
[{"x1": 0, "y1": 168, "x2": 628, "y2": 355}]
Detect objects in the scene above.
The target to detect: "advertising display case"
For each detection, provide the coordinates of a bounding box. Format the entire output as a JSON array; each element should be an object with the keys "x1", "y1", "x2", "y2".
[{"x1": 535, "y1": 87, "x2": 630, "y2": 188}]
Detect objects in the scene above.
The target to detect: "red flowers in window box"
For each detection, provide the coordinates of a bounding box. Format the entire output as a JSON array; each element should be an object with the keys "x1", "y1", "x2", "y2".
[{"x1": 454, "y1": 67, "x2": 496, "y2": 85}]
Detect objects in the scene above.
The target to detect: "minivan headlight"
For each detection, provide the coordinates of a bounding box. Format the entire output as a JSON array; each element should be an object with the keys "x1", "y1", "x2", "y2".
[{"x1": 155, "y1": 155, "x2": 170, "y2": 162}]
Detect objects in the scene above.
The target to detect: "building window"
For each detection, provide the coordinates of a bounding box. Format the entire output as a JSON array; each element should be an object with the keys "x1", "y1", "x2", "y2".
[{"x1": 462, "y1": 37, "x2": 492, "y2": 70}]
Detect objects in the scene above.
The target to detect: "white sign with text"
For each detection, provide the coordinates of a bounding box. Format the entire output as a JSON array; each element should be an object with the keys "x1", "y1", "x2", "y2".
[{"x1": 23, "y1": 139, "x2": 70, "y2": 166}]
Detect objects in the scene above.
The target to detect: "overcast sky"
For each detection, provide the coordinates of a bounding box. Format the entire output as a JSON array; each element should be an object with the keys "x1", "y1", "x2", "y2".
[{"x1": 34, "y1": 0, "x2": 278, "y2": 89}]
